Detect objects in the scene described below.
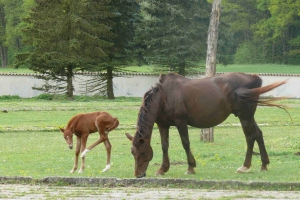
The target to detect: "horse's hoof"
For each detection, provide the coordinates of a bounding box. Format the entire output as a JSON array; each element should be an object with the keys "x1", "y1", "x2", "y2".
[
  {"x1": 260, "y1": 167, "x2": 268, "y2": 172},
  {"x1": 185, "y1": 169, "x2": 195, "y2": 174},
  {"x1": 155, "y1": 171, "x2": 164, "y2": 176},
  {"x1": 236, "y1": 166, "x2": 250, "y2": 173},
  {"x1": 70, "y1": 170, "x2": 75, "y2": 173}
]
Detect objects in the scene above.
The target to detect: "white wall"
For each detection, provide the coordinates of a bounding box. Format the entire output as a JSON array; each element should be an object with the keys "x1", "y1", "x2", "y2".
[{"x1": 0, "y1": 73, "x2": 299, "y2": 98}]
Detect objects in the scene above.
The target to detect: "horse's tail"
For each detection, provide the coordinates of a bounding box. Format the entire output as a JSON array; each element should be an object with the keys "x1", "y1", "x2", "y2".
[
  {"x1": 235, "y1": 76, "x2": 292, "y2": 121},
  {"x1": 236, "y1": 76, "x2": 288, "y2": 107},
  {"x1": 106, "y1": 118, "x2": 119, "y2": 132}
]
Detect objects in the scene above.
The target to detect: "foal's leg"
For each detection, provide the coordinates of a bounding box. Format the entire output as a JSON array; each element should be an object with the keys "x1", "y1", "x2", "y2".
[
  {"x1": 81, "y1": 129, "x2": 108, "y2": 155},
  {"x1": 81, "y1": 118, "x2": 110, "y2": 172},
  {"x1": 156, "y1": 126, "x2": 170, "y2": 176},
  {"x1": 70, "y1": 136, "x2": 81, "y2": 173},
  {"x1": 78, "y1": 134, "x2": 89, "y2": 173},
  {"x1": 101, "y1": 139, "x2": 112, "y2": 172},
  {"x1": 177, "y1": 125, "x2": 196, "y2": 174},
  {"x1": 81, "y1": 117, "x2": 109, "y2": 157}
]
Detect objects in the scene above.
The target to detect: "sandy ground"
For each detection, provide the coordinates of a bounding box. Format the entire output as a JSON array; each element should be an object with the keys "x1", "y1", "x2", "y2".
[{"x1": 1, "y1": 184, "x2": 300, "y2": 199}]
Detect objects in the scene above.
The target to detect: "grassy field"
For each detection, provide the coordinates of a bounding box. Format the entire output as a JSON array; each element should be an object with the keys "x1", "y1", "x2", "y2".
[
  {"x1": 1, "y1": 63, "x2": 300, "y2": 74},
  {"x1": 0, "y1": 97, "x2": 299, "y2": 183}
]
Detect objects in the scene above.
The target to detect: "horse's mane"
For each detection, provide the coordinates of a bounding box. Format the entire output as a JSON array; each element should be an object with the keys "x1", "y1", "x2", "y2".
[{"x1": 136, "y1": 83, "x2": 162, "y2": 140}]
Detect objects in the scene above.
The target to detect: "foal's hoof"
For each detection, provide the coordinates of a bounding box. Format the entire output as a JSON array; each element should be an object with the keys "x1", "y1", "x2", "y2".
[
  {"x1": 236, "y1": 166, "x2": 250, "y2": 173},
  {"x1": 101, "y1": 164, "x2": 111, "y2": 172}
]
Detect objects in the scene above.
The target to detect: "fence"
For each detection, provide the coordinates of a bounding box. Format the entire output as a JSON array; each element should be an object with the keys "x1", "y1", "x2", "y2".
[{"x1": 0, "y1": 72, "x2": 299, "y2": 98}]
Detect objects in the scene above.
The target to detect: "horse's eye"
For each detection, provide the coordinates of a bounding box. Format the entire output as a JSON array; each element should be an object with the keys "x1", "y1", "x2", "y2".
[{"x1": 141, "y1": 152, "x2": 145, "y2": 156}]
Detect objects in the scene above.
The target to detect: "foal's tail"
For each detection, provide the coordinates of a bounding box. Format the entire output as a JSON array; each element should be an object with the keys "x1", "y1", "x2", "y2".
[{"x1": 106, "y1": 118, "x2": 119, "y2": 132}]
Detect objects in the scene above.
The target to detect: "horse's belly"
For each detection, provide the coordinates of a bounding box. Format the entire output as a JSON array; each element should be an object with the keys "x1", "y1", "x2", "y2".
[{"x1": 187, "y1": 111, "x2": 231, "y2": 128}]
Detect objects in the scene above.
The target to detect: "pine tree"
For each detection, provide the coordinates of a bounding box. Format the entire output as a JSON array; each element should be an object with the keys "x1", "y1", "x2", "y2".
[
  {"x1": 85, "y1": 0, "x2": 141, "y2": 99},
  {"x1": 15, "y1": 0, "x2": 114, "y2": 99},
  {"x1": 134, "y1": 0, "x2": 210, "y2": 76}
]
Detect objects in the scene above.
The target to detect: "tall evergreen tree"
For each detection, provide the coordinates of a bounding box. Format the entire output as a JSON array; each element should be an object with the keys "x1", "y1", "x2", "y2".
[
  {"x1": 15, "y1": 0, "x2": 114, "y2": 98},
  {"x1": 133, "y1": 0, "x2": 210, "y2": 76},
  {"x1": 85, "y1": 0, "x2": 141, "y2": 99},
  {"x1": 0, "y1": 1, "x2": 8, "y2": 67}
]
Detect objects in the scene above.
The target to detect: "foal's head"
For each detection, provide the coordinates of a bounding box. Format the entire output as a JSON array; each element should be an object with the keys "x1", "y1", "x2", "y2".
[
  {"x1": 126, "y1": 133, "x2": 153, "y2": 178},
  {"x1": 59, "y1": 127, "x2": 73, "y2": 149}
]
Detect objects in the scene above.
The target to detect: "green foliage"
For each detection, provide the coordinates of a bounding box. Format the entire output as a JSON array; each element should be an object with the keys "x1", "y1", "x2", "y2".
[
  {"x1": 14, "y1": 0, "x2": 115, "y2": 97},
  {"x1": 133, "y1": 0, "x2": 210, "y2": 75},
  {"x1": 234, "y1": 41, "x2": 264, "y2": 64},
  {"x1": 0, "y1": 95, "x2": 21, "y2": 100}
]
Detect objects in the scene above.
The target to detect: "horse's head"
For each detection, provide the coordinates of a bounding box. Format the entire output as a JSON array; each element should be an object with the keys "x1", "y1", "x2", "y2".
[
  {"x1": 126, "y1": 133, "x2": 153, "y2": 178},
  {"x1": 59, "y1": 127, "x2": 73, "y2": 149}
]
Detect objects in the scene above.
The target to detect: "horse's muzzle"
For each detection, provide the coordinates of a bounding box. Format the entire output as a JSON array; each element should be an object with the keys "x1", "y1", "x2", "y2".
[{"x1": 69, "y1": 145, "x2": 73, "y2": 149}]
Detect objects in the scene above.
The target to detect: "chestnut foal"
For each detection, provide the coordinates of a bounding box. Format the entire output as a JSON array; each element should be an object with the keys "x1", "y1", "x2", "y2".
[{"x1": 59, "y1": 111, "x2": 119, "y2": 173}]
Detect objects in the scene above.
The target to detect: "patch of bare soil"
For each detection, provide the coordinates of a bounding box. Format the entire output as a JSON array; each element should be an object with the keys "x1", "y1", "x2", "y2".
[{"x1": 1, "y1": 184, "x2": 300, "y2": 199}]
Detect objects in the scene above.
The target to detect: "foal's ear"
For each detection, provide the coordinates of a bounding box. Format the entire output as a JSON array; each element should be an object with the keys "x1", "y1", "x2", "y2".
[
  {"x1": 59, "y1": 127, "x2": 65, "y2": 133},
  {"x1": 125, "y1": 133, "x2": 133, "y2": 141}
]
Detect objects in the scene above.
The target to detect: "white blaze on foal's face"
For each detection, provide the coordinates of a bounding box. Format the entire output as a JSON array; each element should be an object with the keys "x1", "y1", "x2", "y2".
[{"x1": 59, "y1": 128, "x2": 73, "y2": 149}]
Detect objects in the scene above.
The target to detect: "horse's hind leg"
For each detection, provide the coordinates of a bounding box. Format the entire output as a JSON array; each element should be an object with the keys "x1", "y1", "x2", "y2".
[
  {"x1": 101, "y1": 139, "x2": 111, "y2": 172},
  {"x1": 177, "y1": 125, "x2": 196, "y2": 174},
  {"x1": 156, "y1": 126, "x2": 170, "y2": 176},
  {"x1": 237, "y1": 118, "x2": 269, "y2": 173},
  {"x1": 255, "y1": 124, "x2": 269, "y2": 171}
]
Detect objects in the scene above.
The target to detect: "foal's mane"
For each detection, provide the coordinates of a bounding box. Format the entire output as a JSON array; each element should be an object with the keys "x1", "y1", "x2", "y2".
[{"x1": 66, "y1": 114, "x2": 81, "y2": 131}]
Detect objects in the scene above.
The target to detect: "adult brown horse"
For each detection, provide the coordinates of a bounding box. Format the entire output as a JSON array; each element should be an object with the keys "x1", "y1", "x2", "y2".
[
  {"x1": 126, "y1": 72, "x2": 287, "y2": 178},
  {"x1": 60, "y1": 111, "x2": 119, "y2": 173}
]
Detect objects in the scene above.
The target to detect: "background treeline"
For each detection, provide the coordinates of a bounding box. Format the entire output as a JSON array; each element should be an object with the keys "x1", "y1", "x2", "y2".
[{"x1": 0, "y1": 0, "x2": 299, "y2": 98}]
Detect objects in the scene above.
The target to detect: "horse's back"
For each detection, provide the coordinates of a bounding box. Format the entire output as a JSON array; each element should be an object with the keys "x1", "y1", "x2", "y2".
[{"x1": 157, "y1": 72, "x2": 262, "y2": 128}]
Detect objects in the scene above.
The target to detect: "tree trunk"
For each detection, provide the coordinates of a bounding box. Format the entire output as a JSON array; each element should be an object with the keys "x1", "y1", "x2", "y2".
[
  {"x1": 0, "y1": 45, "x2": 8, "y2": 67},
  {"x1": 106, "y1": 67, "x2": 115, "y2": 99},
  {"x1": 178, "y1": 62, "x2": 185, "y2": 76},
  {"x1": 201, "y1": 0, "x2": 221, "y2": 142},
  {"x1": 66, "y1": 65, "x2": 74, "y2": 99}
]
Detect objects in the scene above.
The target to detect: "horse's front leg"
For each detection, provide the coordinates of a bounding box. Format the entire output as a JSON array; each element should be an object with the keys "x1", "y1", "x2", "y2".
[
  {"x1": 78, "y1": 134, "x2": 89, "y2": 173},
  {"x1": 70, "y1": 136, "x2": 81, "y2": 173},
  {"x1": 156, "y1": 126, "x2": 170, "y2": 176},
  {"x1": 176, "y1": 125, "x2": 196, "y2": 174},
  {"x1": 101, "y1": 139, "x2": 111, "y2": 172}
]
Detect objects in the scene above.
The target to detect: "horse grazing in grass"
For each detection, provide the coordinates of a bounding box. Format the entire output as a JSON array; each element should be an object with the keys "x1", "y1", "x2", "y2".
[
  {"x1": 60, "y1": 111, "x2": 119, "y2": 173},
  {"x1": 126, "y1": 72, "x2": 287, "y2": 178}
]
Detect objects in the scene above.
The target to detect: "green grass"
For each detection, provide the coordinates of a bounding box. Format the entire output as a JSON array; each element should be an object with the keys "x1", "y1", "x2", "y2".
[
  {"x1": 1, "y1": 63, "x2": 300, "y2": 74},
  {"x1": 0, "y1": 98, "x2": 299, "y2": 183}
]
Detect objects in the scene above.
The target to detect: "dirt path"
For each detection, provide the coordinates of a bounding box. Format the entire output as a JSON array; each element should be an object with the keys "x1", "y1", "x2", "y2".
[{"x1": 1, "y1": 184, "x2": 300, "y2": 199}]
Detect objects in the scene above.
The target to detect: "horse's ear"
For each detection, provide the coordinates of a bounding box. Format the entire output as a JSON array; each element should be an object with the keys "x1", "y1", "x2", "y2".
[
  {"x1": 59, "y1": 127, "x2": 65, "y2": 133},
  {"x1": 125, "y1": 133, "x2": 133, "y2": 141}
]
